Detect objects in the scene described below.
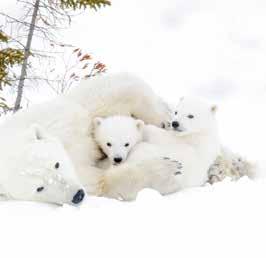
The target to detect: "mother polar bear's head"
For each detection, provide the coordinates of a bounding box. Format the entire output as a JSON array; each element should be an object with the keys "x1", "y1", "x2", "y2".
[{"x1": 0, "y1": 124, "x2": 85, "y2": 206}]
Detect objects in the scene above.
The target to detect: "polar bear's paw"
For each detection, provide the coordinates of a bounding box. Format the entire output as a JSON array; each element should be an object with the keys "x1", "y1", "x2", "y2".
[
  {"x1": 162, "y1": 157, "x2": 183, "y2": 176},
  {"x1": 96, "y1": 157, "x2": 183, "y2": 201},
  {"x1": 95, "y1": 172, "x2": 139, "y2": 201},
  {"x1": 147, "y1": 157, "x2": 183, "y2": 195}
]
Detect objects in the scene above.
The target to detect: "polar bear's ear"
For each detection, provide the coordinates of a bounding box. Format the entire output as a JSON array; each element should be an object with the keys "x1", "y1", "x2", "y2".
[
  {"x1": 136, "y1": 120, "x2": 144, "y2": 130},
  {"x1": 28, "y1": 124, "x2": 48, "y2": 141},
  {"x1": 93, "y1": 117, "x2": 103, "y2": 128},
  {"x1": 211, "y1": 105, "x2": 218, "y2": 114}
]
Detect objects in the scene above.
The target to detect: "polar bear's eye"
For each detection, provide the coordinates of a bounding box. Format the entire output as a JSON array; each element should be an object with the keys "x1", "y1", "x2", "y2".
[
  {"x1": 188, "y1": 114, "x2": 194, "y2": 119},
  {"x1": 36, "y1": 186, "x2": 44, "y2": 193},
  {"x1": 107, "y1": 142, "x2": 112, "y2": 147},
  {"x1": 175, "y1": 111, "x2": 178, "y2": 115},
  {"x1": 55, "y1": 162, "x2": 60, "y2": 169},
  {"x1": 124, "y1": 143, "x2": 130, "y2": 147}
]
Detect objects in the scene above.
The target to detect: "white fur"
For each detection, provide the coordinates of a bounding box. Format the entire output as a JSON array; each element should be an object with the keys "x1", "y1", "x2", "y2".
[
  {"x1": 207, "y1": 147, "x2": 256, "y2": 184},
  {"x1": 0, "y1": 124, "x2": 84, "y2": 205},
  {"x1": 94, "y1": 116, "x2": 144, "y2": 165},
  {"x1": 99, "y1": 97, "x2": 221, "y2": 200},
  {"x1": 0, "y1": 73, "x2": 169, "y2": 194}
]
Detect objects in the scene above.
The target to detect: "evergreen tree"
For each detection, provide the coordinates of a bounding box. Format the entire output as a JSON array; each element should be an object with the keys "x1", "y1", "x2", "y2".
[
  {"x1": 0, "y1": 0, "x2": 110, "y2": 112},
  {"x1": 0, "y1": 31, "x2": 24, "y2": 113}
]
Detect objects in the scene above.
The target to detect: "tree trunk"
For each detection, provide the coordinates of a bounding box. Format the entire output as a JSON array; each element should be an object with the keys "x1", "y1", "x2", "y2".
[{"x1": 13, "y1": 0, "x2": 40, "y2": 112}]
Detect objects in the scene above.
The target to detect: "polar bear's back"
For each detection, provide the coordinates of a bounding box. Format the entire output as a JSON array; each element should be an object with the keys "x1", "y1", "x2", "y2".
[
  {"x1": 0, "y1": 96, "x2": 90, "y2": 147},
  {"x1": 1, "y1": 73, "x2": 168, "y2": 141},
  {"x1": 66, "y1": 73, "x2": 169, "y2": 126}
]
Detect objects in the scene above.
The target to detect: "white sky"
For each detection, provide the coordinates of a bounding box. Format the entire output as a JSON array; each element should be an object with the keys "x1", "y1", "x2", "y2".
[
  {"x1": 61, "y1": 0, "x2": 266, "y2": 103},
  {"x1": 2, "y1": 0, "x2": 266, "y2": 103}
]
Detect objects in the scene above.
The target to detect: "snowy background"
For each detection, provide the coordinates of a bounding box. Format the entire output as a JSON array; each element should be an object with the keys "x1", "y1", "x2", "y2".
[{"x1": 1, "y1": 0, "x2": 266, "y2": 257}]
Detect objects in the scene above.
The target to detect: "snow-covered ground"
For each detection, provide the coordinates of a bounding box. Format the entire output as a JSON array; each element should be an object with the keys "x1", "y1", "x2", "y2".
[
  {"x1": 1, "y1": 0, "x2": 266, "y2": 258},
  {"x1": 2, "y1": 178, "x2": 266, "y2": 258}
]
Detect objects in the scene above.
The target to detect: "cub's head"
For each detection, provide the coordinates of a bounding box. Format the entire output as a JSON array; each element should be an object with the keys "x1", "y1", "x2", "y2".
[
  {"x1": 93, "y1": 116, "x2": 144, "y2": 165},
  {"x1": 169, "y1": 97, "x2": 218, "y2": 134},
  {"x1": 0, "y1": 125, "x2": 85, "y2": 206}
]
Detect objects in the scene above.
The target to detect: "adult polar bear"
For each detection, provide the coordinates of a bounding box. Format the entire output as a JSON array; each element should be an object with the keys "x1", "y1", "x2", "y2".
[
  {"x1": 0, "y1": 73, "x2": 170, "y2": 194},
  {"x1": 0, "y1": 124, "x2": 84, "y2": 205}
]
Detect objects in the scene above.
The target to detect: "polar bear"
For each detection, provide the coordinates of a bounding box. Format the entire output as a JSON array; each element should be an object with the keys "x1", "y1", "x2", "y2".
[
  {"x1": 93, "y1": 116, "x2": 144, "y2": 166},
  {"x1": 0, "y1": 73, "x2": 170, "y2": 194},
  {"x1": 0, "y1": 124, "x2": 85, "y2": 205},
  {"x1": 98, "y1": 97, "x2": 221, "y2": 200},
  {"x1": 165, "y1": 99, "x2": 256, "y2": 184}
]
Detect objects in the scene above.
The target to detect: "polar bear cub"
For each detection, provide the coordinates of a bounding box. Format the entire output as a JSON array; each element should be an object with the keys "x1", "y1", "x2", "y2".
[
  {"x1": 169, "y1": 99, "x2": 255, "y2": 183},
  {"x1": 0, "y1": 124, "x2": 85, "y2": 205},
  {"x1": 98, "y1": 97, "x2": 221, "y2": 200},
  {"x1": 93, "y1": 116, "x2": 144, "y2": 166}
]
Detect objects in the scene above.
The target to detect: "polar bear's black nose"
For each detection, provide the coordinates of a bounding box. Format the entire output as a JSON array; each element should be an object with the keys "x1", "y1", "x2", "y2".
[
  {"x1": 114, "y1": 157, "x2": 122, "y2": 164},
  {"x1": 72, "y1": 189, "x2": 85, "y2": 204},
  {"x1": 172, "y1": 121, "x2": 180, "y2": 128}
]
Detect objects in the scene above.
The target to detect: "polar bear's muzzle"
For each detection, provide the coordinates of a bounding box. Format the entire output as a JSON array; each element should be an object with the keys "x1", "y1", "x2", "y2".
[
  {"x1": 171, "y1": 121, "x2": 184, "y2": 132},
  {"x1": 172, "y1": 121, "x2": 180, "y2": 129},
  {"x1": 113, "y1": 156, "x2": 123, "y2": 165},
  {"x1": 71, "y1": 189, "x2": 85, "y2": 204}
]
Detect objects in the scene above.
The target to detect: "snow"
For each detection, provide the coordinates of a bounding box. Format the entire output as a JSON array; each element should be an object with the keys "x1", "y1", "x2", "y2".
[
  {"x1": 2, "y1": 177, "x2": 266, "y2": 258},
  {"x1": 1, "y1": 0, "x2": 266, "y2": 257}
]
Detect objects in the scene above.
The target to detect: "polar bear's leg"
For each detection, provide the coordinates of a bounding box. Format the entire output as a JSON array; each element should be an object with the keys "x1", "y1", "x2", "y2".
[
  {"x1": 74, "y1": 73, "x2": 170, "y2": 127},
  {"x1": 132, "y1": 94, "x2": 170, "y2": 127},
  {"x1": 98, "y1": 157, "x2": 183, "y2": 201},
  {"x1": 64, "y1": 138, "x2": 105, "y2": 195},
  {"x1": 119, "y1": 74, "x2": 170, "y2": 126}
]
